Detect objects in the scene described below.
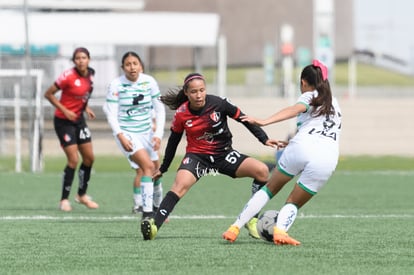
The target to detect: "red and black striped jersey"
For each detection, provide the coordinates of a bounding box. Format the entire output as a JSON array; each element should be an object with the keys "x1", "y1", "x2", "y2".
[
  {"x1": 159, "y1": 95, "x2": 269, "y2": 173},
  {"x1": 54, "y1": 67, "x2": 94, "y2": 121},
  {"x1": 171, "y1": 94, "x2": 241, "y2": 154}
]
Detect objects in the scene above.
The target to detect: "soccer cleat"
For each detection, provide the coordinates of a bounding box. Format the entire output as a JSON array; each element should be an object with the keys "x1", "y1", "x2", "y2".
[
  {"x1": 132, "y1": 205, "x2": 143, "y2": 214},
  {"x1": 245, "y1": 217, "x2": 260, "y2": 239},
  {"x1": 59, "y1": 199, "x2": 72, "y2": 212},
  {"x1": 75, "y1": 194, "x2": 99, "y2": 209},
  {"x1": 273, "y1": 227, "x2": 301, "y2": 246},
  {"x1": 141, "y1": 217, "x2": 157, "y2": 240},
  {"x1": 222, "y1": 225, "x2": 240, "y2": 243}
]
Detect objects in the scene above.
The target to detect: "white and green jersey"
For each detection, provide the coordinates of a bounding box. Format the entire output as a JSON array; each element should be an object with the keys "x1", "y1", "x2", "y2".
[
  {"x1": 277, "y1": 90, "x2": 342, "y2": 194},
  {"x1": 294, "y1": 90, "x2": 341, "y2": 146},
  {"x1": 103, "y1": 73, "x2": 165, "y2": 139}
]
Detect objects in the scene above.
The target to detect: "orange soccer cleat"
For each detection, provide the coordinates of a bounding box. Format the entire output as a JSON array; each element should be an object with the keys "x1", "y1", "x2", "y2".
[
  {"x1": 222, "y1": 225, "x2": 240, "y2": 243},
  {"x1": 273, "y1": 227, "x2": 301, "y2": 246}
]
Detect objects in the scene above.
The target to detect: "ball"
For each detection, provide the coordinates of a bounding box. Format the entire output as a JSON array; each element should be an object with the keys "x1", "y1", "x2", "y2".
[{"x1": 256, "y1": 210, "x2": 279, "y2": 242}]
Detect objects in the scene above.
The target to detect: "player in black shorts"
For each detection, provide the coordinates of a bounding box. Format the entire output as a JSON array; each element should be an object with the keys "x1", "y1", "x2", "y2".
[
  {"x1": 141, "y1": 73, "x2": 285, "y2": 240},
  {"x1": 44, "y1": 47, "x2": 99, "y2": 212},
  {"x1": 54, "y1": 116, "x2": 91, "y2": 147}
]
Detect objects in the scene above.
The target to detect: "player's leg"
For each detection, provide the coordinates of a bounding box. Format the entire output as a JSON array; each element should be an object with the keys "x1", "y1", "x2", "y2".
[
  {"x1": 54, "y1": 118, "x2": 78, "y2": 211},
  {"x1": 273, "y1": 157, "x2": 333, "y2": 246},
  {"x1": 235, "y1": 156, "x2": 269, "y2": 199},
  {"x1": 59, "y1": 144, "x2": 79, "y2": 211},
  {"x1": 273, "y1": 183, "x2": 311, "y2": 246},
  {"x1": 130, "y1": 149, "x2": 155, "y2": 218},
  {"x1": 223, "y1": 163, "x2": 292, "y2": 242},
  {"x1": 141, "y1": 153, "x2": 204, "y2": 240},
  {"x1": 141, "y1": 169, "x2": 198, "y2": 240},
  {"x1": 132, "y1": 168, "x2": 143, "y2": 213},
  {"x1": 76, "y1": 141, "x2": 98, "y2": 209},
  {"x1": 156, "y1": 169, "x2": 197, "y2": 227},
  {"x1": 151, "y1": 158, "x2": 163, "y2": 213},
  {"x1": 235, "y1": 156, "x2": 270, "y2": 239}
]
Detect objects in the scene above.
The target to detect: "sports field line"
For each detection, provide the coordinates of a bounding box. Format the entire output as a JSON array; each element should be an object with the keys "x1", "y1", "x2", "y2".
[
  {"x1": 335, "y1": 170, "x2": 414, "y2": 176},
  {"x1": 1, "y1": 213, "x2": 413, "y2": 221}
]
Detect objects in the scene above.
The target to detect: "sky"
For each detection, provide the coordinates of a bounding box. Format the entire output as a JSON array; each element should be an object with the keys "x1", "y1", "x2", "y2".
[{"x1": 354, "y1": 0, "x2": 414, "y2": 62}]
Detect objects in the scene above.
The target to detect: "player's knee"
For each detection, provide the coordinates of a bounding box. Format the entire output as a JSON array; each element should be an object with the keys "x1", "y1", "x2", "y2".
[
  {"x1": 82, "y1": 157, "x2": 94, "y2": 167},
  {"x1": 67, "y1": 159, "x2": 79, "y2": 168},
  {"x1": 256, "y1": 163, "x2": 270, "y2": 181}
]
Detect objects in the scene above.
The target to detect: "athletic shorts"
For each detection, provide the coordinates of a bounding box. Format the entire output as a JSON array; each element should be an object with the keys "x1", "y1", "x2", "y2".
[
  {"x1": 114, "y1": 131, "x2": 159, "y2": 169},
  {"x1": 277, "y1": 139, "x2": 338, "y2": 195},
  {"x1": 178, "y1": 149, "x2": 248, "y2": 180},
  {"x1": 54, "y1": 116, "x2": 92, "y2": 148}
]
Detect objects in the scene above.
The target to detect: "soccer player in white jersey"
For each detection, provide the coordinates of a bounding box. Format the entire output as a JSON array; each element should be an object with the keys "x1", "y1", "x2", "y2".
[
  {"x1": 103, "y1": 51, "x2": 166, "y2": 218},
  {"x1": 223, "y1": 60, "x2": 342, "y2": 245}
]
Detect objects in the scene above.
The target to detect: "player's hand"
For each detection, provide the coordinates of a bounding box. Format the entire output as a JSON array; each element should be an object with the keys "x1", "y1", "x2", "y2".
[
  {"x1": 265, "y1": 139, "x2": 278, "y2": 148},
  {"x1": 117, "y1": 133, "x2": 133, "y2": 152},
  {"x1": 240, "y1": 115, "x2": 264, "y2": 126},
  {"x1": 85, "y1": 107, "x2": 96, "y2": 120},
  {"x1": 265, "y1": 139, "x2": 288, "y2": 149},
  {"x1": 152, "y1": 137, "x2": 161, "y2": 151},
  {"x1": 275, "y1": 140, "x2": 288, "y2": 149},
  {"x1": 63, "y1": 109, "x2": 77, "y2": 121},
  {"x1": 153, "y1": 169, "x2": 162, "y2": 181}
]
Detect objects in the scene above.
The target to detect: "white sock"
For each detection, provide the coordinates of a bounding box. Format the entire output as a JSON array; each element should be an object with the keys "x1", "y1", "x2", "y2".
[
  {"x1": 141, "y1": 176, "x2": 154, "y2": 213},
  {"x1": 133, "y1": 186, "x2": 142, "y2": 207},
  {"x1": 134, "y1": 194, "x2": 142, "y2": 206},
  {"x1": 234, "y1": 189, "x2": 271, "y2": 228},
  {"x1": 153, "y1": 180, "x2": 163, "y2": 208},
  {"x1": 276, "y1": 203, "x2": 298, "y2": 232}
]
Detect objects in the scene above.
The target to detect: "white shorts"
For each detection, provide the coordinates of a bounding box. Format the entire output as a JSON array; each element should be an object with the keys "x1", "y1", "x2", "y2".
[
  {"x1": 115, "y1": 131, "x2": 159, "y2": 169},
  {"x1": 277, "y1": 138, "x2": 338, "y2": 194}
]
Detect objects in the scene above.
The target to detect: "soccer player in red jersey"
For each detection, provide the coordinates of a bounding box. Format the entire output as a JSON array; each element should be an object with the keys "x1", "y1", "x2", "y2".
[
  {"x1": 141, "y1": 73, "x2": 284, "y2": 240},
  {"x1": 44, "y1": 47, "x2": 99, "y2": 212}
]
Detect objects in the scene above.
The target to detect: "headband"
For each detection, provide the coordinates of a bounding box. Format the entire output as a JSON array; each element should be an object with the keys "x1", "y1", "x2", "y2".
[
  {"x1": 312, "y1": 59, "x2": 328, "y2": 80},
  {"x1": 184, "y1": 75, "x2": 204, "y2": 86}
]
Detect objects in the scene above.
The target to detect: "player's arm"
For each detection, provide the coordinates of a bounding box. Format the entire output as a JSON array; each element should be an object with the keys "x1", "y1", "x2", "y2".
[
  {"x1": 158, "y1": 129, "x2": 183, "y2": 174},
  {"x1": 152, "y1": 95, "x2": 166, "y2": 141},
  {"x1": 242, "y1": 103, "x2": 306, "y2": 126},
  {"x1": 103, "y1": 91, "x2": 135, "y2": 151},
  {"x1": 238, "y1": 111, "x2": 271, "y2": 145},
  {"x1": 44, "y1": 83, "x2": 77, "y2": 121},
  {"x1": 85, "y1": 105, "x2": 96, "y2": 120},
  {"x1": 102, "y1": 83, "x2": 122, "y2": 136},
  {"x1": 224, "y1": 98, "x2": 269, "y2": 145}
]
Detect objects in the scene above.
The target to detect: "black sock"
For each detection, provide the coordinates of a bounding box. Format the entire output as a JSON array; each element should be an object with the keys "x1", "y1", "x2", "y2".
[
  {"x1": 251, "y1": 179, "x2": 266, "y2": 196},
  {"x1": 78, "y1": 163, "x2": 91, "y2": 196},
  {"x1": 61, "y1": 166, "x2": 75, "y2": 200},
  {"x1": 154, "y1": 191, "x2": 180, "y2": 229},
  {"x1": 265, "y1": 162, "x2": 276, "y2": 171}
]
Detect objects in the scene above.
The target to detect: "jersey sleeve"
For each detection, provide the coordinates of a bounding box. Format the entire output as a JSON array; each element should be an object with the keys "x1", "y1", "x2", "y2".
[
  {"x1": 159, "y1": 129, "x2": 183, "y2": 174},
  {"x1": 222, "y1": 97, "x2": 240, "y2": 119},
  {"x1": 148, "y1": 76, "x2": 166, "y2": 139},
  {"x1": 225, "y1": 98, "x2": 269, "y2": 145},
  {"x1": 152, "y1": 96, "x2": 166, "y2": 139},
  {"x1": 170, "y1": 109, "x2": 185, "y2": 133},
  {"x1": 102, "y1": 80, "x2": 122, "y2": 136},
  {"x1": 55, "y1": 69, "x2": 71, "y2": 90},
  {"x1": 149, "y1": 75, "x2": 161, "y2": 98},
  {"x1": 297, "y1": 91, "x2": 314, "y2": 111}
]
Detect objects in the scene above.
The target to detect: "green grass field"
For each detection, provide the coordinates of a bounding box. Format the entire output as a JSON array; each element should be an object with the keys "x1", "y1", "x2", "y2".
[{"x1": 1, "y1": 155, "x2": 413, "y2": 275}]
